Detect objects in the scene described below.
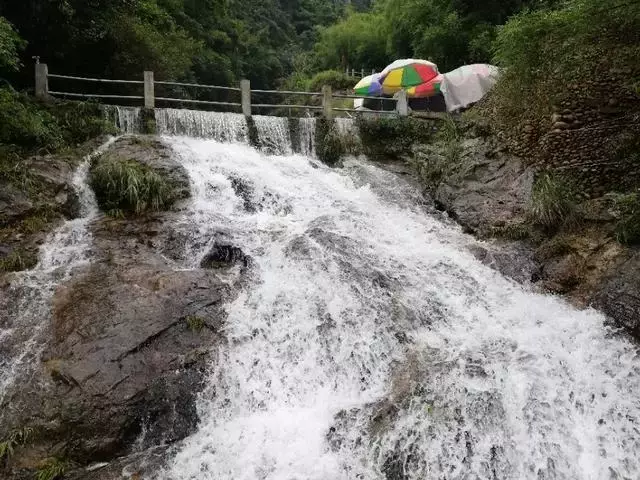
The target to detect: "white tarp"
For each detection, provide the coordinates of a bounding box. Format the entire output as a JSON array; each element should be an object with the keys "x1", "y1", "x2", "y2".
[{"x1": 440, "y1": 64, "x2": 500, "y2": 112}]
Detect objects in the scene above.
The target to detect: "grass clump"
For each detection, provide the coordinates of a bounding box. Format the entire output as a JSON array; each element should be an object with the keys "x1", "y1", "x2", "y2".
[
  {"x1": 529, "y1": 173, "x2": 577, "y2": 230},
  {"x1": 614, "y1": 192, "x2": 640, "y2": 245},
  {"x1": 185, "y1": 315, "x2": 205, "y2": 332},
  {"x1": 34, "y1": 458, "x2": 71, "y2": 480},
  {"x1": 90, "y1": 159, "x2": 175, "y2": 216},
  {"x1": 0, "y1": 250, "x2": 38, "y2": 273},
  {"x1": 436, "y1": 115, "x2": 463, "y2": 164},
  {"x1": 489, "y1": 222, "x2": 531, "y2": 241},
  {"x1": 0, "y1": 427, "x2": 33, "y2": 463}
]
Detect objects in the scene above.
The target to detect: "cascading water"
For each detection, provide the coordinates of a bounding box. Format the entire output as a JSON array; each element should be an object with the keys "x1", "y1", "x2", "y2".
[
  {"x1": 155, "y1": 114, "x2": 640, "y2": 480},
  {"x1": 253, "y1": 115, "x2": 293, "y2": 155},
  {"x1": 155, "y1": 108, "x2": 248, "y2": 143},
  {"x1": 0, "y1": 138, "x2": 116, "y2": 404},
  {"x1": 299, "y1": 117, "x2": 317, "y2": 156},
  {"x1": 104, "y1": 106, "x2": 142, "y2": 134}
]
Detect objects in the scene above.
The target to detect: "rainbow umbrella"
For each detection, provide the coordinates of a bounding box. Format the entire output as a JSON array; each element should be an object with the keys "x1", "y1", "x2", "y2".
[
  {"x1": 406, "y1": 74, "x2": 443, "y2": 98},
  {"x1": 353, "y1": 74, "x2": 383, "y2": 96},
  {"x1": 379, "y1": 59, "x2": 439, "y2": 95}
]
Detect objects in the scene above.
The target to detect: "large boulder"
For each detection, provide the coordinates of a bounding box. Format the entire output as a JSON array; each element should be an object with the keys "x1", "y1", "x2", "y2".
[
  {"x1": 432, "y1": 138, "x2": 535, "y2": 235},
  {"x1": 594, "y1": 250, "x2": 640, "y2": 338}
]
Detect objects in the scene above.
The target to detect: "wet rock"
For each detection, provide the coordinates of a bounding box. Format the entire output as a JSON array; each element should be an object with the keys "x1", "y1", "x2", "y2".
[
  {"x1": 433, "y1": 138, "x2": 534, "y2": 234},
  {"x1": 229, "y1": 176, "x2": 256, "y2": 212},
  {"x1": 200, "y1": 243, "x2": 251, "y2": 269},
  {"x1": 594, "y1": 251, "x2": 640, "y2": 338},
  {"x1": 0, "y1": 210, "x2": 246, "y2": 471},
  {"x1": 0, "y1": 184, "x2": 33, "y2": 225}
]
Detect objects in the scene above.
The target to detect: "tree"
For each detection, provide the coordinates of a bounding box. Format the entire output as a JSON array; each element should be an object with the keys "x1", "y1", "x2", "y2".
[{"x1": 0, "y1": 16, "x2": 26, "y2": 74}]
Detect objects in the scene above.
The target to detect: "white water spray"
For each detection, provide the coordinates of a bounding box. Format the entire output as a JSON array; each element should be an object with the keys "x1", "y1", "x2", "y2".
[
  {"x1": 0, "y1": 138, "x2": 116, "y2": 404},
  {"x1": 154, "y1": 115, "x2": 640, "y2": 480}
]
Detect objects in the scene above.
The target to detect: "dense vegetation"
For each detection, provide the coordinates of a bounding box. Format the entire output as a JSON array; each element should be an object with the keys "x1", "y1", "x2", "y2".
[{"x1": 2, "y1": 0, "x2": 638, "y2": 99}]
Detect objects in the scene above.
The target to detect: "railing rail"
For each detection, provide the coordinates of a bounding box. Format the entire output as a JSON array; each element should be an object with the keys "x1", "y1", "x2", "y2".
[{"x1": 36, "y1": 64, "x2": 409, "y2": 118}]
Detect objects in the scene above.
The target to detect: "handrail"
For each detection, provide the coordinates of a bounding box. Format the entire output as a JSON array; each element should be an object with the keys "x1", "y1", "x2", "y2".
[
  {"x1": 38, "y1": 65, "x2": 410, "y2": 117},
  {"x1": 332, "y1": 93, "x2": 396, "y2": 101},
  {"x1": 155, "y1": 97, "x2": 240, "y2": 107},
  {"x1": 253, "y1": 104, "x2": 323, "y2": 109},
  {"x1": 48, "y1": 74, "x2": 143, "y2": 85},
  {"x1": 332, "y1": 107, "x2": 397, "y2": 114},
  {"x1": 252, "y1": 89, "x2": 322, "y2": 97},
  {"x1": 155, "y1": 80, "x2": 240, "y2": 92},
  {"x1": 49, "y1": 91, "x2": 144, "y2": 100}
]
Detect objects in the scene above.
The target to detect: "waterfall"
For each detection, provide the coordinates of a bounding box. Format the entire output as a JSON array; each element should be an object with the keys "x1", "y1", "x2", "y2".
[
  {"x1": 104, "y1": 106, "x2": 142, "y2": 134},
  {"x1": 155, "y1": 108, "x2": 248, "y2": 143},
  {"x1": 0, "y1": 138, "x2": 116, "y2": 405},
  {"x1": 299, "y1": 117, "x2": 317, "y2": 157},
  {"x1": 156, "y1": 135, "x2": 640, "y2": 480},
  {"x1": 253, "y1": 115, "x2": 293, "y2": 155}
]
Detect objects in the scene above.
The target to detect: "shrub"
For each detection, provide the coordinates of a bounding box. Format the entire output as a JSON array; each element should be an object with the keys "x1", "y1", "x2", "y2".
[
  {"x1": 614, "y1": 192, "x2": 640, "y2": 245},
  {"x1": 529, "y1": 172, "x2": 577, "y2": 229},
  {"x1": 0, "y1": 88, "x2": 113, "y2": 153},
  {"x1": 308, "y1": 70, "x2": 358, "y2": 92},
  {"x1": 0, "y1": 89, "x2": 62, "y2": 151},
  {"x1": 90, "y1": 159, "x2": 175, "y2": 216}
]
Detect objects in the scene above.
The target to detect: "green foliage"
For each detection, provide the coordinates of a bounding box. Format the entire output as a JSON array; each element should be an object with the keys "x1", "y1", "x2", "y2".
[
  {"x1": 34, "y1": 458, "x2": 70, "y2": 480},
  {"x1": 307, "y1": 71, "x2": 357, "y2": 93},
  {"x1": 2, "y1": 0, "x2": 351, "y2": 90},
  {"x1": 0, "y1": 88, "x2": 62, "y2": 150},
  {"x1": 0, "y1": 427, "x2": 33, "y2": 462},
  {"x1": 0, "y1": 88, "x2": 112, "y2": 153},
  {"x1": 0, "y1": 249, "x2": 38, "y2": 273},
  {"x1": 0, "y1": 16, "x2": 26, "y2": 73},
  {"x1": 185, "y1": 315, "x2": 205, "y2": 332},
  {"x1": 614, "y1": 192, "x2": 640, "y2": 245},
  {"x1": 529, "y1": 173, "x2": 577, "y2": 229},
  {"x1": 313, "y1": 10, "x2": 389, "y2": 71},
  {"x1": 489, "y1": 0, "x2": 640, "y2": 133},
  {"x1": 90, "y1": 158, "x2": 175, "y2": 216}
]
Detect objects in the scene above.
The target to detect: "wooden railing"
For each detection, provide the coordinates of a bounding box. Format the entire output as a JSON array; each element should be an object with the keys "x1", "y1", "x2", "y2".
[{"x1": 35, "y1": 64, "x2": 409, "y2": 118}]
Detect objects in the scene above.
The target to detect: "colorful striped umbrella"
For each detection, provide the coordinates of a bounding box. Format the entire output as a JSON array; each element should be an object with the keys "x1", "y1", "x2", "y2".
[
  {"x1": 353, "y1": 74, "x2": 383, "y2": 96},
  {"x1": 379, "y1": 59, "x2": 439, "y2": 95},
  {"x1": 406, "y1": 74, "x2": 443, "y2": 98}
]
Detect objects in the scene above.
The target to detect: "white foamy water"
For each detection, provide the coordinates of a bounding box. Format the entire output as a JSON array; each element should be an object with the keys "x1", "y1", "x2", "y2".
[
  {"x1": 157, "y1": 126, "x2": 640, "y2": 480},
  {"x1": 104, "y1": 106, "x2": 142, "y2": 134},
  {"x1": 0, "y1": 138, "x2": 116, "y2": 403},
  {"x1": 155, "y1": 108, "x2": 248, "y2": 142},
  {"x1": 299, "y1": 117, "x2": 317, "y2": 156}
]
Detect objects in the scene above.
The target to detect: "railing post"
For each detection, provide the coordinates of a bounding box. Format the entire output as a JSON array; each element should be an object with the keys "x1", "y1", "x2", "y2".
[
  {"x1": 396, "y1": 90, "x2": 409, "y2": 117},
  {"x1": 35, "y1": 63, "x2": 48, "y2": 99},
  {"x1": 144, "y1": 71, "x2": 155, "y2": 109},
  {"x1": 241, "y1": 79, "x2": 251, "y2": 117},
  {"x1": 322, "y1": 85, "x2": 333, "y2": 120}
]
